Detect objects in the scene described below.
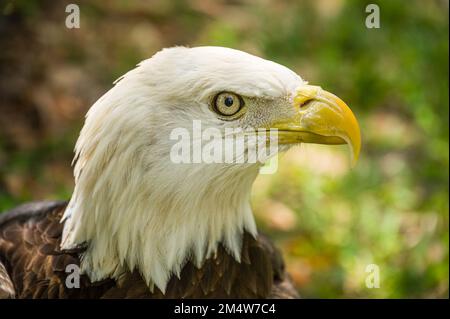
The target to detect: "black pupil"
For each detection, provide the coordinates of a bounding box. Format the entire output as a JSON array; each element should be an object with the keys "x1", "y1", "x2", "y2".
[{"x1": 224, "y1": 96, "x2": 234, "y2": 107}]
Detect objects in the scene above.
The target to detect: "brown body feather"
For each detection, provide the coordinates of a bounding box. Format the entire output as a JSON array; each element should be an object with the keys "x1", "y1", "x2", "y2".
[{"x1": 0, "y1": 201, "x2": 298, "y2": 299}]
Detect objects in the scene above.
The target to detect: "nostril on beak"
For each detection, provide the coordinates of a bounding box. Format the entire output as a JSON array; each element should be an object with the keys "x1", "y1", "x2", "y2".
[
  {"x1": 294, "y1": 85, "x2": 322, "y2": 109},
  {"x1": 297, "y1": 98, "x2": 315, "y2": 109},
  {"x1": 294, "y1": 95, "x2": 313, "y2": 108}
]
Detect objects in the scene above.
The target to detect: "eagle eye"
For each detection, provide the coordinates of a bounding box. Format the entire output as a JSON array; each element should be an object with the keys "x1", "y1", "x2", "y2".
[{"x1": 212, "y1": 92, "x2": 244, "y2": 118}]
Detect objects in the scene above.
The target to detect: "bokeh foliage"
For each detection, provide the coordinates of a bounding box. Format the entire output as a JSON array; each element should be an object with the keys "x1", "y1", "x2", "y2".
[{"x1": 0, "y1": 0, "x2": 448, "y2": 298}]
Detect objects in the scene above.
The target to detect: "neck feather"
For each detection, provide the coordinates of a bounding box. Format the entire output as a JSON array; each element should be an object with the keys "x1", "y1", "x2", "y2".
[{"x1": 61, "y1": 144, "x2": 259, "y2": 292}]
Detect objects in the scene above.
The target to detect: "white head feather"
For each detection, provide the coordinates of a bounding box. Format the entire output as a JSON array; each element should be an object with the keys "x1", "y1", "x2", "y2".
[{"x1": 61, "y1": 46, "x2": 304, "y2": 292}]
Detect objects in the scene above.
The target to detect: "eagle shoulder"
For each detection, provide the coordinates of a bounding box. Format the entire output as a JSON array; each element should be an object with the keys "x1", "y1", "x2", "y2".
[
  {"x1": 0, "y1": 201, "x2": 114, "y2": 298},
  {"x1": 0, "y1": 260, "x2": 14, "y2": 298},
  {"x1": 0, "y1": 201, "x2": 67, "y2": 226}
]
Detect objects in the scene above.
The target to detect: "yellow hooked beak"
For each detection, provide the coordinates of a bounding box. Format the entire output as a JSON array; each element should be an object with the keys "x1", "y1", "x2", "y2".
[{"x1": 272, "y1": 85, "x2": 361, "y2": 166}]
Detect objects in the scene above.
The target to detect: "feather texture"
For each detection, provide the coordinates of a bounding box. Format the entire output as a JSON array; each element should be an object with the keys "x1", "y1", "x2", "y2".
[{"x1": 0, "y1": 201, "x2": 298, "y2": 298}]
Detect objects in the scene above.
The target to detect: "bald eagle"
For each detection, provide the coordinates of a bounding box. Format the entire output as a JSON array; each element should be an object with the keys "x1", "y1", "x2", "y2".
[{"x1": 0, "y1": 46, "x2": 360, "y2": 299}]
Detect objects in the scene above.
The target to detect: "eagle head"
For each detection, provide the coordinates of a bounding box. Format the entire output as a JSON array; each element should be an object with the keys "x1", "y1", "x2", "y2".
[{"x1": 60, "y1": 46, "x2": 360, "y2": 292}]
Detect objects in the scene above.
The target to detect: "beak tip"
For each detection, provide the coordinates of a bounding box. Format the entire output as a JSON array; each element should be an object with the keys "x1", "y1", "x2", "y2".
[
  {"x1": 342, "y1": 123, "x2": 361, "y2": 168},
  {"x1": 350, "y1": 133, "x2": 361, "y2": 168}
]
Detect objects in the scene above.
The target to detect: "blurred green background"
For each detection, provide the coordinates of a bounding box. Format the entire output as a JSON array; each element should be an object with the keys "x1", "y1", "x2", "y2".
[{"x1": 0, "y1": 0, "x2": 448, "y2": 298}]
